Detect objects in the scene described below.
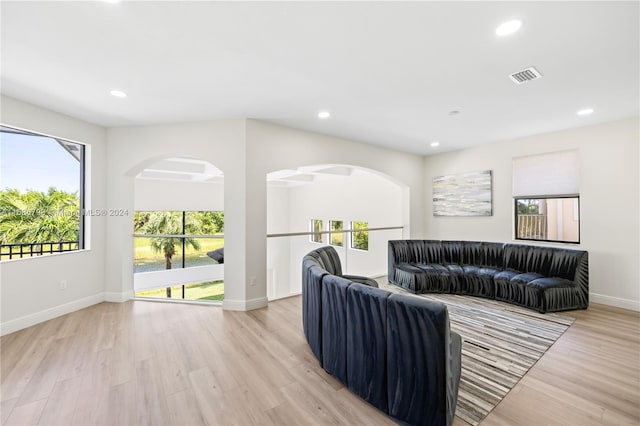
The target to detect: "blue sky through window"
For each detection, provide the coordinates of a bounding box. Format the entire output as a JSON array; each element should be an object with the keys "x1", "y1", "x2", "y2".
[{"x1": 0, "y1": 132, "x2": 80, "y2": 193}]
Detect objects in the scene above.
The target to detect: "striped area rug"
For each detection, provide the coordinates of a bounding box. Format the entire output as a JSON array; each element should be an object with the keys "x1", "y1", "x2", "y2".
[{"x1": 379, "y1": 282, "x2": 575, "y2": 425}]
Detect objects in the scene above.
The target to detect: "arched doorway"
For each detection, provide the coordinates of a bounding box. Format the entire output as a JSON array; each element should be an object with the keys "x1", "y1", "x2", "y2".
[
  {"x1": 131, "y1": 157, "x2": 226, "y2": 303},
  {"x1": 266, "y1": 164, "x2": 408, "y2": 300}
]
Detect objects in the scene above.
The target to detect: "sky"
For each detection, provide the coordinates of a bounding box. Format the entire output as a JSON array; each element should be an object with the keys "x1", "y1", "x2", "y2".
[{"x1": 0, "y1": 131, "x2": 80, "y2": 193}]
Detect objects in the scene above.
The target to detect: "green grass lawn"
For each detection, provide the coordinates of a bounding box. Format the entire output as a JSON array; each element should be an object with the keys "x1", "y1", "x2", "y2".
[
  {"x1": 134, "y1": 237, "x2": 224, "y2": 272},
  {"x1": 135, "y1": 280, "x2": 224, "y2": 301}
]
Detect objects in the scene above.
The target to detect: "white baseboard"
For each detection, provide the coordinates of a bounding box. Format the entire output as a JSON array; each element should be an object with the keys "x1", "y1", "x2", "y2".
[
  {"x1": 269, "y1": 291, "x2": 302, "y2": 301},
  {"x1": 0, "y1": 293, "x2": 104, "y2": 336},
  {"x1": 104, "y1": 290, "x2": 134, "y2": 303},
  {"x1": 223, "y1": 296, "x2": 268, "y2": 311},
  {"x1": 590, "y1": 292, "x2": 640, "y2": 312}
]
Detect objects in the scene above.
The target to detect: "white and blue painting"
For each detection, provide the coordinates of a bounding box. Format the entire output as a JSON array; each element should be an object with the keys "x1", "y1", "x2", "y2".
[{"x1": 433, "y1": 170, "x2": 492, "y2": 216}]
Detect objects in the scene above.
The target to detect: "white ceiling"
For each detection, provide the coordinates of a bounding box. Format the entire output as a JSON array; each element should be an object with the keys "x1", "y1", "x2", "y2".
[{"x1": 1, "y1": 1, "x2": 638, "y2": 155}]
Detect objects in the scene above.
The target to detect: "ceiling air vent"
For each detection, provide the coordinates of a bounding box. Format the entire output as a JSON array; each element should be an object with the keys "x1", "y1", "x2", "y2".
[{"x1": 509, "y1": 66, "x2": 542, "y2": 85}]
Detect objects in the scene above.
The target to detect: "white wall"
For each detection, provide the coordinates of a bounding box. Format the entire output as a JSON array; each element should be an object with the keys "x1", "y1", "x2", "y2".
[
  {"x1": 1, "y1": 96, "x2": 108, "y2": 335},
  {"x1": 424, "y1": 117, "x2": 640, "y2": 311},
  {"x1": 135, "y1": 179, "x2": 224, "y2": 211},
  {"x1": 105, "y1": 121, "x2": 249, "y2": 309},
  {"x1": 266, "y1": 186, "x2": 292, "y2": 299}
]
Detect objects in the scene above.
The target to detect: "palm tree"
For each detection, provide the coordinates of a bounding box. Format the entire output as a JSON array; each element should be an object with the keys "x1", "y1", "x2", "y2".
[
  {"x1": 0, "y1": 188, "x2": 80, "y2": 249},
  {"x1": 135, "y1": 211, "x2": 202, "y2": 297}
]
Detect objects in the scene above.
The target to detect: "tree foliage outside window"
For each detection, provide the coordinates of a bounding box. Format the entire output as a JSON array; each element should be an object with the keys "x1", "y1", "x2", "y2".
[
  {"x1": 351, "y1": 221, "x2": 369, "y2": 251},
  {"x1": 330, "y1": 220, "x2": 343, "y2": 246},
  {"x1": 310, "y1": 219, "x2": 323, "y2": 243},
  {"x1": 0, "y1": 188, "x2": 80, "y2": 246},
  {"x1": 517, "y1": 199, "x2": 540, "y2": 214},
  {"x1": 134, "y1": 211, "x2": 201, "y2": 270}
]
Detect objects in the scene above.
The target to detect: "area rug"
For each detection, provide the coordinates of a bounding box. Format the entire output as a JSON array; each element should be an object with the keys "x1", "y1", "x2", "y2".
[{"x1": 378, "y1": 281, "x2": 575, "y2": 425}]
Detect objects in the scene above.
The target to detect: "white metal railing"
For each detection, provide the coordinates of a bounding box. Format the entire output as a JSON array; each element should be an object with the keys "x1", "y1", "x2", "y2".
[
  {"x1": 517, "y1": 214, "x2": 547, "y2": 239},
  {"x1": 266, "y1": 226, "x2": 403, "y2": 238},
  {"x1": 266, "y1": 226, "x2": 404, "y2": 300}
]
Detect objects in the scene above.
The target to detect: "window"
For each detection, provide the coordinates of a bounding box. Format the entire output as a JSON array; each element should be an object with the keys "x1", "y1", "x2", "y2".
[
  {"x1": 133, "y1": 210, "x2": 224, "y2": 272},
  {"x1": 515, "y1": 197, "x2": 580, "y2": 243},
  {"x1": 512, "y1": 150, "x2": 580, "y2": 244},
  {"x1": 330, "y1": 220, "x2": 343, "y2": 246},
  {"x1": 310, "y1": 219, "x2": 323, "y2": 243},
  {"x1": 350, "y1": 221, "x2": 369, "y2": 250},
  {"x1": 0, "y1": 126, "x2": 85, "y2": 260}
]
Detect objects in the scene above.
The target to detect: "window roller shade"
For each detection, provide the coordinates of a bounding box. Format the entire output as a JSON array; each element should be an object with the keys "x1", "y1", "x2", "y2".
[{"x1": 512, "y1": 150, "x2": 579, "y2": 197}]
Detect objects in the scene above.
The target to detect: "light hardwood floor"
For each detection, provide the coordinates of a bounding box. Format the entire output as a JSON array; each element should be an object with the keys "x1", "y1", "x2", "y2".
[{"x1": 1, "y1": 297, "x2": 639, "y2": 425}]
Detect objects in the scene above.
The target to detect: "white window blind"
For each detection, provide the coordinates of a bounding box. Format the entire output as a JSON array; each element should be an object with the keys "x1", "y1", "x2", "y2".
[{"x1": 512, "y1": 150, "x2": 579, "y2": 197}]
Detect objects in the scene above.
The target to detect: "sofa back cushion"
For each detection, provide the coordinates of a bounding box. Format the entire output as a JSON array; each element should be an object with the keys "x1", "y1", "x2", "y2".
[
  {"x1": 387, "y1": 293, "x2": 449, "y2": 426},
  {"x1": 549, "y1": 248, "x2": 587, "y2": 280},
  {"x1": 346, "y1": 283, "x2": 390, "y2": 412},
  {"x1": 321, "y1": 274, "x2": 352, "y2": 383},
  {"x1": 389, "y1": 240, "x2": 442, "y2": 265},
  {"x1": 442, "y1": 241, "x2": 464, "y2": 265},
  {"x1": 503, "y1": 244, "x2": 554, "y2": 275},
  {"x1": 462, "y1": 241, "x2": 505, "y2": 268},
  {"x1": 302, "y1": 259, "x2": 326, "y2": 365},
  {"x1": 482, "y1": 242, "x2": 505, "y2": 268}
]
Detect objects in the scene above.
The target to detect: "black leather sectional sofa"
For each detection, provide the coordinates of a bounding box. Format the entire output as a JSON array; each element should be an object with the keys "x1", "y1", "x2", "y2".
[
  {"x1": 303, "y1": 246, "x2": 462, "y2": 426},
  {"x1": 388, "y1": 240, "x2": 589, "y2": 313}
]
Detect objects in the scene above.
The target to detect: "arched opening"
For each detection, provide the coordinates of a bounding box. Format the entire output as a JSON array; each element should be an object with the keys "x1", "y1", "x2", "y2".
[
  {"x1": 131, "y1": 156, "x2": 226, "y2": 302},
  {"x1": 266, "y1": 164, "x2": 408, "y2": 300}
]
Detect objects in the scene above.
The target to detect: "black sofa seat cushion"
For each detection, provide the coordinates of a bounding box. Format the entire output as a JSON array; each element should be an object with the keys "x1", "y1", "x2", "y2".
[
  {"x1": 321, "y1": 274, "x2": 351, "y2": 384},
  {"x1": 346, "y1": 283, "x2": 390, "y2": 412},
  {"x1": 528, "y1": 276, "x2": 575, "y2": 289},
  {"x1": 461, "y1": 265, "x2": 499, "y2": 298},
  {"x1": 392, "y1": 263, "x2": 427, "y2": 293},
  {"x1": 387, "y1": 293, "x2": 461, "y2": 426},
  {"x1": 510, "y1": 272, "x2": 545, "y2": 285},
  {"x1": 415, "y1": 263, "x2": 451, "y2": 293},
  {"x1": 494, "y1": 274, "x2": 545, "y2": 312}
]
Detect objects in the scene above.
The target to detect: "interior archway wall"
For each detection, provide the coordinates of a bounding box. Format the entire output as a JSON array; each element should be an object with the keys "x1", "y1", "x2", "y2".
[
  {"x1": 105, "y1": 119, "x2": 424, "y2": 309},
  {"x1": 266, "y1": 164, "x2": 407, "y2": 299},
  {"x1": 246, "y1": 119, "x2": 425, "y2": 307}
]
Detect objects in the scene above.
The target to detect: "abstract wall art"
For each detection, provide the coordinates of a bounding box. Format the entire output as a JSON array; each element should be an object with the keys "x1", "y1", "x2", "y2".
[{"x1": 432, "y1": 170, "x2": 492, "y2": 216}]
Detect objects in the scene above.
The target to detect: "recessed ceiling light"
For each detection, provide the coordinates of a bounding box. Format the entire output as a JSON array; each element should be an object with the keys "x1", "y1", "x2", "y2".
[
  {"x1": 318, "y1": 111, "x2": 331, "y2": 119},
  {"x1": 430, "y1": 141, "x2": 440, "y2": 147},
  {"x1": 496, "y1": 20, "x2": 522, "y2": 36},
  {"x1": 110, "y1": 90, "x2": 127, "y2": 98},
  {"x1": 103, "y1": 0, "x2": 121, "y2": 3},
  {"x1": 577, "y1": 108, "x2": 594, "y2": 116}
]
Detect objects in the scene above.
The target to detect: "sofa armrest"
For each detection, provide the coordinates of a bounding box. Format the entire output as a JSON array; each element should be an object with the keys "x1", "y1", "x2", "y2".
[{"x1": 342, "y1": 274, "x2": 379, "y2": 288}]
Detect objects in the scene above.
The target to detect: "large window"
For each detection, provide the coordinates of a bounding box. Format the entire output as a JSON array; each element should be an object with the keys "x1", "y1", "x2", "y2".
[
  {"x1": 133, "y1": 210, "x2": 224, "y2": 272},
  {"x1": 133, "y1": 210, "x2": 225, "y2": 301},
  {"x1": 513, "y1": 150, "x2": 580, "y2": 244},
  {"x1": 0, "y1": 126, "x2": 85, "y2": 260},
  {"x1": 515, "y1": 197, "x2": 580, "y2": 243},
  {"x1": 350, "y1": 221, "x2": 369, "y2": 251}
]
